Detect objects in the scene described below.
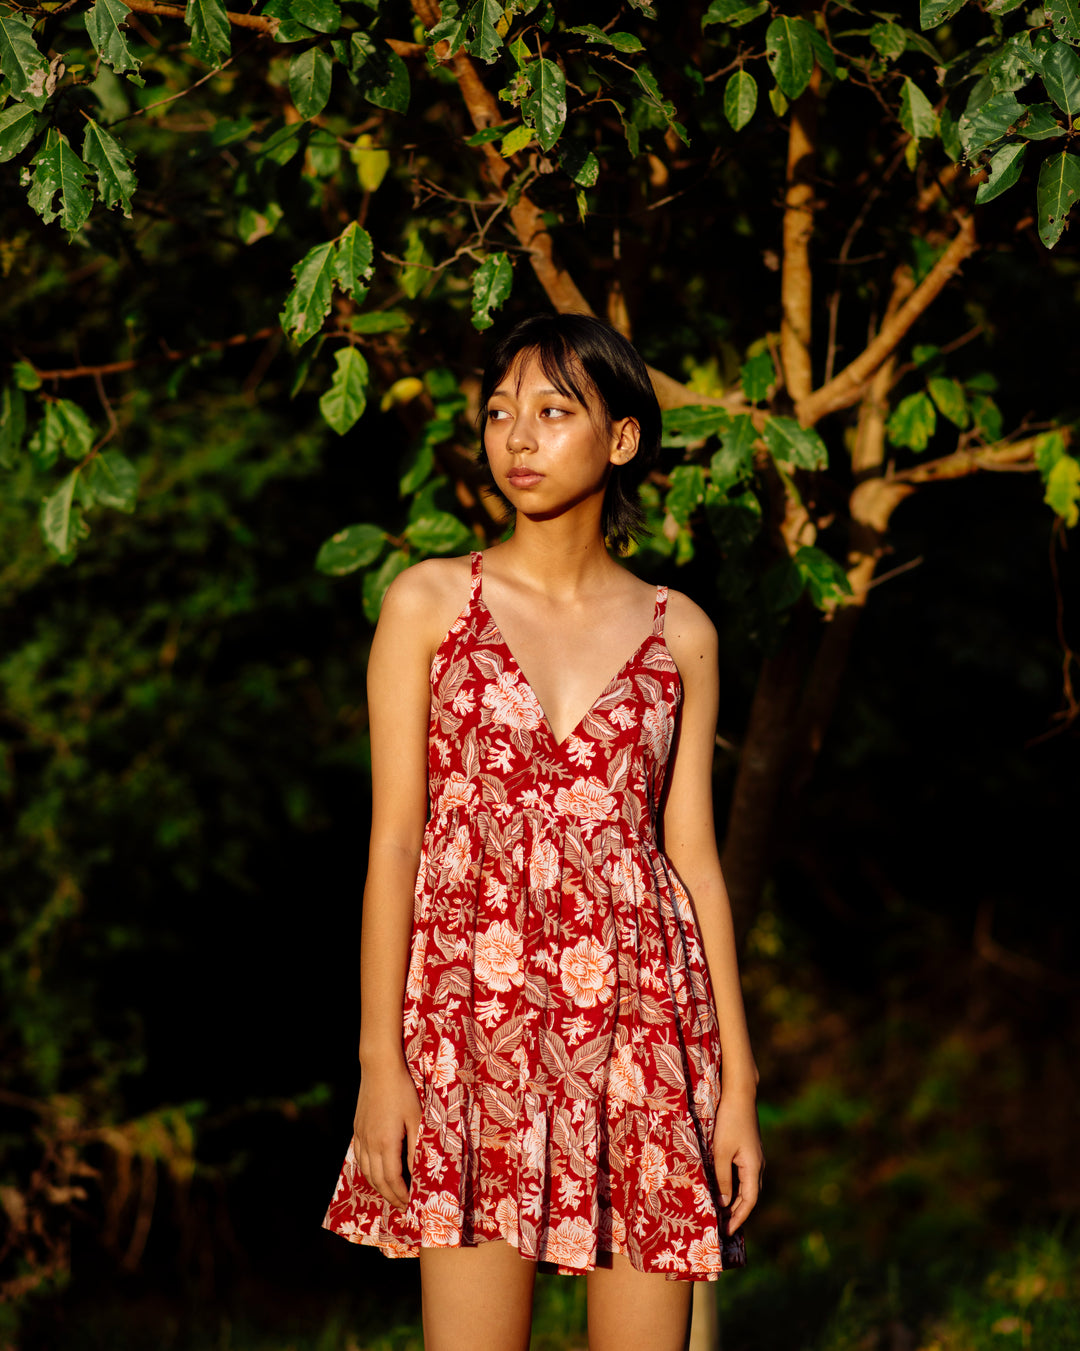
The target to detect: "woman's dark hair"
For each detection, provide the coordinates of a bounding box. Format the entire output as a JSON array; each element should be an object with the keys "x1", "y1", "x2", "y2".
[{"x1": 478, "y1": 312, "x2": 662, "y2": 555}]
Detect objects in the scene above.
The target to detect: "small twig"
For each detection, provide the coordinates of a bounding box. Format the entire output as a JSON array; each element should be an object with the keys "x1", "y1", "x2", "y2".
[
  {"x1": 866, "y1": 554, "x2": 923, "y2": 589},
  {"x1": 30, "y1": 327, "x2": 277, "y2": 381}
]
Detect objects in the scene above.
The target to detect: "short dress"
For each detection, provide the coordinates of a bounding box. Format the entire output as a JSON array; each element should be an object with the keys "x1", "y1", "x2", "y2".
[{"x1": 323, "y1": 551, "x2": 746, "y2": 1279}]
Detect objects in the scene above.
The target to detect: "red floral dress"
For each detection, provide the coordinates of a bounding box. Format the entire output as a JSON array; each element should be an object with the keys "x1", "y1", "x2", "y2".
[{"x1": 323, "y1": 552, "x2": 746, "y2": 1279}]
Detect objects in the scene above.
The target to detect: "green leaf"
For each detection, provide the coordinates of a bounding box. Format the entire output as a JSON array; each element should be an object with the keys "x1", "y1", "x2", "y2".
[
  {"x1": 427, "y1": 5, "x2": 469, "y2": 57},
  {"x1": 1037, "y1": 149, "x2": 1080, "y2": 248},
  {"x1": 55, "y1": 399, "x2": 96, "y2": 459},
  {"x1": 0, "y1": 11, "x2": 48, "y2": 105},
  {"x1": 927, "y1": 376, "x2": 968, "y2": 428},
  {"x1": 362, "y1": 548, "x2": 410, "y2": 622},
  {"x1": 705, "y1": 492, "x2": 761, "y2": 549},
  {"x1": 399, "y1": 228, "x2": 431, "y2": 300},
  {"x1": 567, "y1": 26, "x2": 644, "y2": 53},
  {"x1": 319, "y1": 347, "x2": 369, "y2": 434},
  {"x1": 316, "y1": 522, "x2": 386, "y2": 574},
  {"x1": 288, "y1": 0, "x2": 340, "y2": 34},
  {"x1": 471, "y1": 252, "x2": 513, "y2": 331},
  {"x1": 1045, "y1": 0, "x2": 1080, "y2": 47},
  {"x1": 1045, "y1": 454, "x2": 1080, "y2": 526},
  {"x1": 346, "y1": 32, "x2": 410, "y2": 115},
  {"x1": 1015, "y1": 103, "x2": 1065, "y2": 141},
  {"x1": 350, "y1": 133, "x2": 390, "y2": 192},
  {"x1": 289, "y1": 48, "x2": 332, "y2": 120},
  {"x1": 500, "y1": 122, "x2": 533, "y2": 156},
  {"x1": 0, "y1": 384, "x2": 27, "y2": 468},
  {"x1": 886, "y1": 391, "x2": 936, "y2": 451},
  {"x1": 718, "y1": 412, "x2": 758, "y2": 474},
  {"x1": 522, "y1": 57, "x2": 566, "y2": 152},
  {"x1": 465, "y1": 123, "x2": 513, "y2": 145},
  {"x1": 467, "y1": 0, "x2": 503, "y2": 63},
  {"x1": 399, "y1": 439, "x2": 434, "y2": 495},
  {"x1": 334, "y1": 221, "x2": 373, "y2": 299},
  {"x1": 959, "y1": 92, "x2": 1023, "y2": 157},
  {"x1": 185, "y1": 0, "x2": 230, "y2": 65},
  {"x1": 1035, "y1": 430, "x2": 1066, "y2": 479},
  {"x1": 661, "y1": 405, "x2": 730, "y2": 447},
  {"x1": 27, "y1": 130, "x2": 92, "y2": 234},
  {"x1": 666, "y1": 464, "x2": 706, "y2": 526},
  {"x1": 40, "y1": 468, "x2": 89, "y2": 558},
  {"x1": 1040, "y1": 40, "x2": 1080, "y2": 117},
  {"x1": 920, "y1": 0, "x2": 966, "y2": 27},
  {"x1": 703, "y1": 0, "x2": 768, "y2": 29},
  {"x1": 281, "y1": 241, "x2": 336, "y2": 344},
  {"x1": 348, "y1": 309, "x2": 410, "y2": 335},
  {"x1": 724, "y1": 70, "x2": 757, "y2": 131},
  {"x1": 763, "y1": 416, "x2": 828, "y2": 471},
  {"x1": 768, "y1": 85, "x2": 789, "y2": 117},
  {"x1": 969, "y1": 392, "x2": 1003, "y2": 443},
  {"x1": 405, "y1": 510, "x2": 473, "y2": 554},
  {"x1": 869, "y1": 21, "x2": 906, "y2": 61},
  {"x1": 13, "y1": 361, "x2": 41, "y2": 391},
  {"x1": 560, "y1": 142, "x2": 599, "y2": 186},
  {"x1": 900, "y1": 78, "x2": 937, "y2": 141},
  {"x1": 795, "y1": 545, "x2": 852, "y2": 609},
  {"x1": 85, "y1": 0, "x2": 141, "y2": 77},
  {"x1": 975, "y1": 141, "x2": 1026, "y2": 204},
  {"x1": 256, "y1": 121, "x2": 306, "y2": 167},
  {"x1": 81, "y1": 118, "x2": 137, "y2": 217},
  {"x1": 0, "y1": 102, "x2": 40, "y2": 163},
  {"x1": 740, "y1": 350, "x2": 775, "y2": 403},
  {"x1": 84, "y1": 450, "x2": 138, "y2": 511},
  {"x1": 765, "y1": 16, "x2": 814, "y2": 100}
]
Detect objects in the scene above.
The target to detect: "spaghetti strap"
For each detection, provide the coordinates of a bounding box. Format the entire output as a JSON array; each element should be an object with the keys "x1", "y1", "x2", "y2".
[
  {"x1": 469, "y1": 549, "x2": 483, "y2": 599},
  {"x1": 652, "y1": 585, "x2": 668, "y2": 636}
]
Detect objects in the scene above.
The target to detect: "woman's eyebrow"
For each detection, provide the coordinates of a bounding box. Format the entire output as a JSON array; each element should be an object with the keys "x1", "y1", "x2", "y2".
[{"x1": 490, "y1": 385, "x2": 572, "y2": 400}]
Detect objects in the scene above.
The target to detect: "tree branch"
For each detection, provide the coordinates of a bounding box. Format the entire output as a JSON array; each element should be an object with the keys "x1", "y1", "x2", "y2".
[
  {"x1": 119, "y1": 0, "x2": 278, "y2": 35},
  {"x1": 29, "y1": 328, "x2": 277, "y2": 381},
  {"x1": 779, "y1": 67, "x2": 820, "y2": 404},
  {"x1": 797, "y1": 213, "x2": 978, "y2": 426},
  {"x1": 891, "y1": 433, "x2": 1049, "y2": 484}
]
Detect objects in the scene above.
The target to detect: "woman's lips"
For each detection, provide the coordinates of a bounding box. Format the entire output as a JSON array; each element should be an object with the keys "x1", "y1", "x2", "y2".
[{"x1": 507, "y1": 469, "x2": 544, "y2": 486}]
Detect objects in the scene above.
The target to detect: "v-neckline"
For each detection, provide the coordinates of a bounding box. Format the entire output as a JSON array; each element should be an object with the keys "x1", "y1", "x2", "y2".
[{"x1": 475, "y1": 593, "x2": 659, "y2": 751}]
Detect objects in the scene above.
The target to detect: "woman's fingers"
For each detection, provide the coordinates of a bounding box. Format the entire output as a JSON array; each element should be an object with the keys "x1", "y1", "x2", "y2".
[{"x1": 356, "y1": 1134, "x2": 411, "y2": 1210}]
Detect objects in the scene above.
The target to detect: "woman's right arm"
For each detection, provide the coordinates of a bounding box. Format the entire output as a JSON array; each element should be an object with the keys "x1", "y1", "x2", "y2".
[{"x1": 351, "y1": 567, "x2": 443, "y2": 1210}]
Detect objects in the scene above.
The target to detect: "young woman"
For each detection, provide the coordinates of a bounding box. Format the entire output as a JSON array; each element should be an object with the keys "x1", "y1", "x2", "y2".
[{"x1": 323, "y1": 313, "x2": 764, "y2": 1351}]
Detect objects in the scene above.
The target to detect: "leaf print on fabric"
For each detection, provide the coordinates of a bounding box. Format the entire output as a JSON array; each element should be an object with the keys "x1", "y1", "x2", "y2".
[
  {"x1": 639, "y1": 1141, "x2": 669, "y2": 1197},
  {"x1": 442, "y1": 824, "x2": 474, "y2": 883},
  {"x1": 687, "y1": 1233, "x2": 723, "y2": 1273},
  {"x1": 559, "y1": 936, "x2": 615, "y2": 1007},
  {"x1": 496, "y1": 1196, "x2": 519, "y2": 1244},
  {"x1": 481, "y1": 668, "x2": 544, "y2": 730},
  {"x1": 553, "y1": 777, "x2": 617, "y2": 821},
  {"x1": 406, "y1": 930, "x2": 427, "y2": 1000},
  {"x1": 474, "y1": 920, "x2": 525, "y2": 991}
]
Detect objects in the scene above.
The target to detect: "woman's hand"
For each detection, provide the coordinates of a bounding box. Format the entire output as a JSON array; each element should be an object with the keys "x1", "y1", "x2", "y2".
[
  {"x1": 352, "y1": 1057, "x2": 422, "y2": 1211},
  {"x1": 712, "y1": 1088, "x2": 764, "y2": 1236}
]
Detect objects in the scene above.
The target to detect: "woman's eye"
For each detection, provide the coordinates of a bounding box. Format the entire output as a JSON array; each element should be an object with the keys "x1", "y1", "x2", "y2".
[
  {"x1": 542, "y1": 406, "x2": 569, "y2": 418},
  {"x1": 487, "y1": 408, "x2": 509, "y2": 421}
]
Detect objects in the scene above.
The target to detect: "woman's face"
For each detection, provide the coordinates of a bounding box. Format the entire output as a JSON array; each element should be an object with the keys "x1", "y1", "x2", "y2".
[{"x1": 483, "y1": 353, "x2": 639, "y2": 522}]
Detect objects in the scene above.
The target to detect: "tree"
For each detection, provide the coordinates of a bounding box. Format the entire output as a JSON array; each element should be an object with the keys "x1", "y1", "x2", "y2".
[{"x1": 2, "y1": 0, "x2": 1078, "y2": 1318}]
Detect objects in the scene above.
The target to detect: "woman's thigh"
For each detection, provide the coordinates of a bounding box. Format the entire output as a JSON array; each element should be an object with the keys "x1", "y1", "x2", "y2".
[
  {"x1": 419, "y1": 1240, "x2": 537, "y2": 1351},
  {"x1": 586, "y1": 1256, "x2": 693, "y2": 1351}
]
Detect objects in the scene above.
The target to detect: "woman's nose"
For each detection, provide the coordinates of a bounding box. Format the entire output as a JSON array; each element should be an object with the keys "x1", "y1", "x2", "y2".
[{"x1": 506, "y1": 416, "x2": 535, "y2": 452}]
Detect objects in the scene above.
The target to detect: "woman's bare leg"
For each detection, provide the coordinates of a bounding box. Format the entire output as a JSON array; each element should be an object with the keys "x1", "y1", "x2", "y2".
[
  {"x1": 419, "y1": 1240, "x2": 537, "y2": 1351},
  {"x1": 586, "y1": 1257, "x2": 693, "y2": 1351}
]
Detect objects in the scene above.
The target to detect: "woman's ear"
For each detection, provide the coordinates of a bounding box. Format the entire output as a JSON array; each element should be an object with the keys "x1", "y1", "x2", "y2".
[{"x1": 609, "y1": 417, "x2": 640, "y2": 466}]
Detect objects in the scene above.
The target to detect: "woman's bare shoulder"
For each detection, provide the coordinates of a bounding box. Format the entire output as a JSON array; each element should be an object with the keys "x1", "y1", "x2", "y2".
[
  {"x1": 377, "y1": 554, "x2": 476, "y2": 652},
  {"x1": 662, "y1": 588, "x2": 718, "y2": 690}
]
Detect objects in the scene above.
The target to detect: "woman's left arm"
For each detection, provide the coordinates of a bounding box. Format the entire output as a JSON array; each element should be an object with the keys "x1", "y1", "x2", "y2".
[{"x1": 662, "y1": 594, "x2": 764, "y2": 1236}]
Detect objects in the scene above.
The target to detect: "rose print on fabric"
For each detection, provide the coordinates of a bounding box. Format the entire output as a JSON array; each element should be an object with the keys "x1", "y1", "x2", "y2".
[
  {"x1": 322, "y1": 554, "x2": 746, "y2": 1281},
  {"x1": 475, "y1": 921, "x2": 525, "y2": 991},
  {"x1": 559, "y1": 936, "x2": 615, "y2": 1008}
]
